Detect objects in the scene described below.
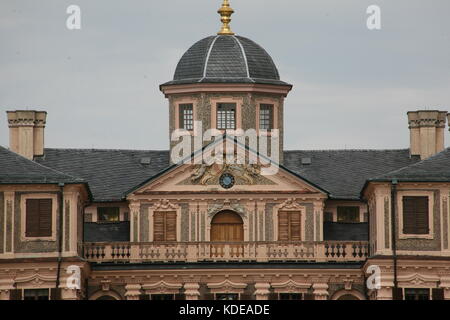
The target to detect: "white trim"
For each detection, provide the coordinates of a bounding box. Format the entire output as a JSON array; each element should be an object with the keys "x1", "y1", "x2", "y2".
[
  {"x1": 232, "y1": 36, "x2": 251, "y2": 79},
  {"x1": 201, "y1": 36, "x2": 219, "y2": 80}
]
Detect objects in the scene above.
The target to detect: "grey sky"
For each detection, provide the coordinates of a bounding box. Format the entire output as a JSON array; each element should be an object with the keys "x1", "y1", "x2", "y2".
[{"x1": 1, "y1": 0, "x2": 449, "y2": 151}]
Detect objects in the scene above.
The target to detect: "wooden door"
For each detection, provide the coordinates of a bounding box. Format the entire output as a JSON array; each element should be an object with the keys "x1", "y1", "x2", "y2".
[{"x1": 210, "y1": 211, "x2": 243, "y2": 257}]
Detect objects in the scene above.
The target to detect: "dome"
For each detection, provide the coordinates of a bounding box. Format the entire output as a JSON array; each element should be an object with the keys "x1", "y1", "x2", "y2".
[{"x1": 162, "y1": 35, "x2": 290, "y2": 86}]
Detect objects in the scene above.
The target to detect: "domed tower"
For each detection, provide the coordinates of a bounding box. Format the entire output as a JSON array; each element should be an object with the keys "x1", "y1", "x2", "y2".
[{"x1": 160, "y1": 0, "x2": 292, "y2": 164}]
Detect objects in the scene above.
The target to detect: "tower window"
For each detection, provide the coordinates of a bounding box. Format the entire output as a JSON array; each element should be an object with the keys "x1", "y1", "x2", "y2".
[
  {"x1": 259, "y1": 104, "x2": 274, "y2": 130},
  {"x1": 217, "y1": 103, "x2": 236, "y2": 130},
  {"x1": 179, "y1": 104, "x2": 194, "y2": 131}
]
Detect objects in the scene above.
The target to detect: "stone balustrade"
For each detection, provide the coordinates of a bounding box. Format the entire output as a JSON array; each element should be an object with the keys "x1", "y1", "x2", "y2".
[{"x1": 83, "y1": 241, "x2": 369, "y2": 263}]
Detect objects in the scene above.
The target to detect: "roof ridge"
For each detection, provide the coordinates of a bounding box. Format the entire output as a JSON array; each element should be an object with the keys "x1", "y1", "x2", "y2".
[
  {"x1": 371, "y1": 147, "x2": 450, "y2": 180},
  {"x1": 200, "y1": 35, "x2": 219, "y2": 81},
  {"x1": 0, "y1": 146, "x2": 83, "y2": 181},
  {"x1": 232, "y1": 35, "x2": 251, "y2": 79}
]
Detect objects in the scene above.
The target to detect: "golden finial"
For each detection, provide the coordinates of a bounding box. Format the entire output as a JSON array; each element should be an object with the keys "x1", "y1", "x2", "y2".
[{"x1": 217, "y1": 0, "x2": 235, "y2": 35}]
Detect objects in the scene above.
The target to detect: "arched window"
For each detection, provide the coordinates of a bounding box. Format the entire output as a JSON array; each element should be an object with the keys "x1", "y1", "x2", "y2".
[{"x1": 211, "y1": 211, "x2": 243, "y2": 242}]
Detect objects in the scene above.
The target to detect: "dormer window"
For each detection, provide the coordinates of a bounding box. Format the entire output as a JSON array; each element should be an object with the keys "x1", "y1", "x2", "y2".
[
  {"x1": 179, "y1": 104, "x2": 194, "y2": 131},
  {"x1": 217, "y1": 103, "x2": 236, "y2": 130}
]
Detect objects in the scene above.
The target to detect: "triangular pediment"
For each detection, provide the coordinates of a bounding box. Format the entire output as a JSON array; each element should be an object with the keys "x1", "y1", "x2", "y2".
[{"x1": 127, "y1": 136, "x2": 328, "y2": 197}]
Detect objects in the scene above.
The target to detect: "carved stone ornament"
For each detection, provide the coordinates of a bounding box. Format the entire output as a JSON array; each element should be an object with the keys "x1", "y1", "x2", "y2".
[{"x1": 190, "y1": 162, "x2": 262, "y2": 186}]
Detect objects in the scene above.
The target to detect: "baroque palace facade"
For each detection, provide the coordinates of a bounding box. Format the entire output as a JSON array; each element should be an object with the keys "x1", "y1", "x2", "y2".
[{"x1": 1, "y1": 1, "x2": 450, "y2": 301}]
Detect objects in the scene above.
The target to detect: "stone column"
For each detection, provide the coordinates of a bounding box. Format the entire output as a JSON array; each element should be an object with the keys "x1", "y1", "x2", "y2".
[
  {"x1": 312, "y1": 283, "x2": 329, "y2": 300},
  {"x1": 125, "y1": 284, "x2": 142, "y2": 300},
  {"x1": 254, "y1": 283, "x2": 271, "y2": 300},
  {"x1": 184, "y1": 283, "x2": 200, "y2": 300},
  {"x1": 0, "y1": 279, "x2": 14, "y2": 300},
  {"x1": 440, "y1": 277, "x2": 450, "y2": 300},
  {"x1": 129, "y1": 202, "x2": 141, "y2": 242},
  {"x1": 313, "y1": 201, "x2": 324, "y2": 241}
]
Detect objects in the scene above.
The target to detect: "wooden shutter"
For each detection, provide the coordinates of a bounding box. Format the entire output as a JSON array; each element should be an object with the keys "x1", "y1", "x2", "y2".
[
  {"x1": 432, "y1": 288, "x2": 444, "y2": 300},
  {"x1": 9, "y1": 289, "x2": 23, "y2": 300},
  {"x1": 26, "y1": 199, "x2": 40, "y2": 237},
  {"x1": 303, "y1": 293, "x2": 315, "y2": 300},
  {"x1": 153, "y1": 211, "x2": 177, "y2": 242},
  {"x1": 153, "y1": 212, "x2": 165, "y2": 242},
  {"x1": 39, "y1": 199, "x2": 52, "y2": 237},
  {"x1": 165, "y1": 211, "x2": 177, "y2": 242},
  {"x1": 403, "y1": 197, "x2": 429, "y2": 234},
  {"x1": 278, "y1": 211, "x2": 289, "y2": 241},
  {"x1": 392, "y1": 288, "x2": 403, "y2": 300},
  {"x1": 50, "y1": 288, "x2": 61, "y2": 300},
  {"x1": 268, "y1": 293, "x2": 278, "y2": 300},
  {"x1": 290, "y1": 212, "x2": 301, "y2": 241}
]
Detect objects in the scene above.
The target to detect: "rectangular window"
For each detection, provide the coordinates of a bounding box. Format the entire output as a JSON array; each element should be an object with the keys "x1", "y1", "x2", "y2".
[
  {"x1": 404, "y1": 288, "x2": 430, "y2": 301},
  {"x1": 259, "y1": 104, "x2": 274, "y2": 130},
  {"x1": 98, "y1": 207, "x2": 120, "y2": 222},
  {"x1": 151, "y1": 294, "x2": 174, "y2": 300},
  {"x1": 179, "y1": 104, "x2": 194, "y2": 131},
  {"x1": 216, "y1": 293, "x2": 239, "y2": 300},
  {"x1": 24, "y1": 289, "x2": 50, "y2": 301},
  {"x1": 26, "y1": 199, "x2": 52, "y2": 237},
  {"x1": 337, "y1": 206, "x2": 360, "y2": 223},
  {"x1": 278, "y1": 211, "x2": 301, "y2": 241},
  {"x1": 402, "y1": 196, "x2": 429, "y2": 234},
  {"x1": 324, "y1": 212, "x2": 334, "y2": 222},
  {"x1": 279, "y1": 293, "x2": 302, "y2": 300},
  {"x1": 153, "y1": 211, "x2": 177, "y2": 242},
  {"x1": 217, "y1": 103, "x2": 236, "y2": 130}
]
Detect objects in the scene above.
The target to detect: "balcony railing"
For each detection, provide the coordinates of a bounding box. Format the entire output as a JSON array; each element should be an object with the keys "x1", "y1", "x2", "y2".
[{"x1": 83, "y1": 241, "x2": 369, "y2": 263}]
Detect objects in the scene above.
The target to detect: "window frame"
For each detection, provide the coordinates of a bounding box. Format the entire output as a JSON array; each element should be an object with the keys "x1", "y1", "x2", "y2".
[
  {"x1": 216, "y1": 103, "x2": 237, "y2": 130},
  {"x1": 337, "y1": 206, "x2": 360, "y2": 223},
  {"x1": 259, "y1": 104, "x2": 274, "y2": 131},
  {"x1": 255, "y1": 99, "x2": 279, "y2": 135},
  {"x1": 178, "y1": 103, "x2": 194, "y2": 131},
  {"x1": 97, "y1": 207, "x2": 121, "y2": 223},
  {"x1": 398, "y1": 191, "x2": 434, "y2": 239},
  {"x1": 20, "y1": 193, "x2": 58, "y2": 242},
  {"x1": 210, "y1": 97, "x2": 243, "y2": 134}
]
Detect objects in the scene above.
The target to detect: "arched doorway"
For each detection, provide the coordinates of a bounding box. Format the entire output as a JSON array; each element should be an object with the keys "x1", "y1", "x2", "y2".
[{"x1": 210, "y1": 211, "x2": 244, "y2": 258}]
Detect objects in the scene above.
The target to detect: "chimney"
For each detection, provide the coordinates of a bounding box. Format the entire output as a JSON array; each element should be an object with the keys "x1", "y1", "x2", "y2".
[
  {"x1": 408, "y1": 110, "x2": 447, "y2": 160},
  {"x1": 7, "y1": 110, "x2": 47, "y2": 159}
]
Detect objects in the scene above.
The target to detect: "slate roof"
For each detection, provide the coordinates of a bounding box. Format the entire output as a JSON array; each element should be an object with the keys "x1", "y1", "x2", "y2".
[
  {"x1": 0, "y1": 146, "x2": 85, "y2": 185},
  {"x1": 31, "y1": 147, "x2": 422, "y2": 202},
  {"x1": 370, "y1": 148, "x2": 450, "y2": 182},
  {"x1": 161, "y1": 35, "x2": 290, "y2": 87},
  {"x1": 284, "y1": 149, "x2": 419, "y2": 200},
  {"x1": 35, "y1": 148, "x2": 170, "y2": 202}
]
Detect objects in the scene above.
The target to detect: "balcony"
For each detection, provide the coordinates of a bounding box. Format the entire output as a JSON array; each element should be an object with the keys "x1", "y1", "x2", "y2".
[{"x1": 83, "y1": 241, "x2": 369, "y2": 264}]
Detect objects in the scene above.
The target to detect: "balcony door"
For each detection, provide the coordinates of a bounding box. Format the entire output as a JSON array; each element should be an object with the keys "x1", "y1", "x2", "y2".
[{"x1": 210, "y1": 211, "x2": 243, "y2": 258}]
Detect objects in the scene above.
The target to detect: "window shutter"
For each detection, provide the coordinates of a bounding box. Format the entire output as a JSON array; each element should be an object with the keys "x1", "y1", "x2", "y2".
[
  {"x1": 278, "y1": 211, "x2": 289, "y2": 241},
  {"x1": 392, "y1": 288, "x2": 403, "y2": 300},
  {"x1": 50, "y1": 288, "x2": 61, "y2": 300},
  {"x1": 39, "y1": 199, "x2": 53, "y2": 237},
  {"x1": 203, "y1": 293, "x2": 215, "y2": 300},
  {"x1": 403, "y1": 197, "x2": 429, "y2": 234},
  {"x1": 268, "y1": 293, "x2": 278, "y2": 300},
  {"x1": 153, "y1": 212, "x2": 165, "y2": 242},
  {"x1": 432, "y1": 288, "x2": 444, "y2": 300},
  {"x1": 240, "y1": 294, "x2": 252, "y2": 300},
  {"x1": 290, "y1": 212, "x2": 301, "y2": 241},
  {"x1": 26, "y1": 199, "x2": 40, "y2": 237},
  {"x1": 303, "y1": 293, "x2": 315, "y2": 300},
  {"x1": 166, "y1": 211, "x2": 177, "y2": 242},
  {"x1": 9, "y1": 289, "x2": 22, "y2": 300}
]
